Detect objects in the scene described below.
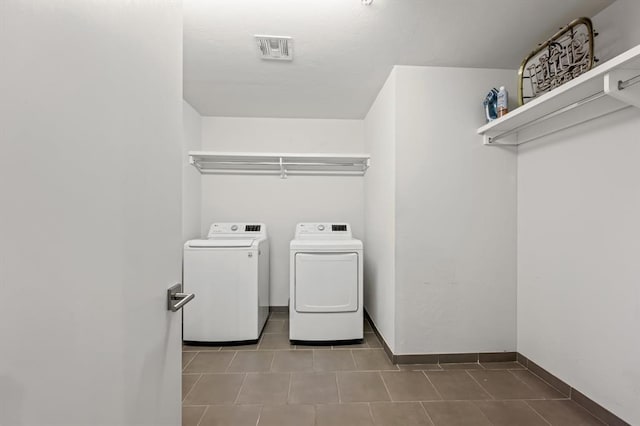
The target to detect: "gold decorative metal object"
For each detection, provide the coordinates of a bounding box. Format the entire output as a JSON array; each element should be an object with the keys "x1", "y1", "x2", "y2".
[{"x1": 518, "y1": 17, "x2": 596, "y2": 106}]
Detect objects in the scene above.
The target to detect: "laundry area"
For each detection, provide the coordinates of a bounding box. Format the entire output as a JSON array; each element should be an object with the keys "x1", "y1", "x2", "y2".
[{"x1": 2, "y1": 1, "x2": 640, "y2": 426}]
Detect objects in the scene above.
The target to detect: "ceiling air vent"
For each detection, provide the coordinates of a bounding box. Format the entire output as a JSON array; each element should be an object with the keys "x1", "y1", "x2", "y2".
[{"x1": 255, "y1": 35, "x2": 293, "y2": 61}]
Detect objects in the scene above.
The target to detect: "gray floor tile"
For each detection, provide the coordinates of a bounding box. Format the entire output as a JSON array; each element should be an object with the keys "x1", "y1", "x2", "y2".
[
  {"x1": 263, "y1": 319, "x2": 286, "y2": 333},
  {"x1": 296, "y1": 343, "x2": 332, "y2": 350},
  {"x1": 259, "y1": 333, "x2": 295, "y2": 350},
  {"x1": 370, "y1": 402, "x2": 433, "y2": 426},
  {"x1": 526, "y1": 400, "x2": 604, "y2": 425},
  {"x1": 479, "y1": 361, "x2": 526, "y2": 370},
  {"x1": 468, "y1": 370, "x2": 542, "y2": 399},
  {"x1": 183, "y1": 351, "x2": 235, "y2": 373},
  {"x1": 257, "y1": 404, "x2": 315, "y2": 426},
  {"x1": 352, "y1": 349, "x2": 398, "y2": 371},
  {"x1": 364, "y1": 332, "x2": 383, "y2": 348},
  {"x1": 510, "y1": 370, "x2": 566, "y2": 399},
  {"x1": 334, "y1": 340, "x2": 368, "y2": 349},
  {"x1": 182, "y1": 405, "x2": 206, "y2": 426},
  {"x1": 314, "y1": 349, "x2": 356, "y2": 371},
  {"x1": 198, "y1": 404, "x2": 261, "y2": 426},
  {"x1": 236, "y1": 372, "x2": 290, "y2": 404},
  {"x1": 272, "y1": 350, "x2": 313, "y2": 372},
  {"x1": 423, "y1": 401, "x2": 492, "y2": 426},
  {"x1": 269, "y1": 312, "x2": 288, "y2": 320},
  {"x1": 425, "y1": 371, "x2": 491, "y2": 400},
  {"x1": 337, "y1": 371, "x2": 391, "y2": 402},
  {"x1": 182, "y1": 352, "x2": 196, "y2": 370},
  {"x1": 315, "y1": 403, "x2": 374, "y2": 426},
  {"x1": 227, "y1": 350, "x2": 275, "y2": 372},
  {"x1": 182, "y1": 374, "x2": 200, "y2": 400},
  {"x1": 439, "y1": 362, "x2": 484, "y2": 370},
  {"x1": 289, "y1": 372, "x2": 339, "y2": 404},
  {"x1": 220, "y1": 342, "x2": 260, "y2": 351},
  {"x1": 474, "y1": 400, "x2": 549, "y2": 426},
  {"x1": 183, "y1": 373, "x2": 245, "y2": 405},
  {"x1": 398, "y1": 364, "x2": 443, "y2": 371},
  {"x1": 381, "y1": 371, "x2": 441, "y2": 401}
]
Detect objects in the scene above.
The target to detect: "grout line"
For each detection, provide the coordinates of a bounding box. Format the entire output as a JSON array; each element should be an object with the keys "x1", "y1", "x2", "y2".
[
  {"x1": 268, "y1": 350, "x2": 276, "y2": 372},
  {"x1": 421, "y1": 370, "x2": 444, "y2": 401},
  {"x1": 367, "y1": 402, "x2": 375, "y2": 424},
  {"x1": 312, "y1": 404, "x2": 318, "y2": 426},
  {"x1": 286, "y1": 372, "x2": 293, "y2": 404},
  {"x1": 378, "y1": 371, "x2": 394, "y2": 402},
  {"x1": 524, "y1": 364, "x2": 569, "y2": 396},
  {"x1": 254, "y1": 404, "x2": 262, "y2": 426},
  {"x1": 225, "y1": 351, "x2": 239, "y2": 373},
  {"x1": 419, "y1": 401, "x2": 436, "y2": 426},
  {"x1": 465, "y1": 370, "x2": 496, "y2": 400},
  {"x1": 232, "y1": 373, "x2": 248, "y2": 405},
  {"x1": 335, "y1": 371, "x2": 342, "y2": 404},
  {"x1": 507, "y1": 368, "x2": 542, "y2": 396},
  {"x1": 194, "y1": 405, "x2": 208, "y2": 426},
  {"x1": 469, "y1": 400, "x2": 496, "y2": 426},
  {"x1": 182, "y1": 352, "x2": 197, "y2": 372},
  {"x1": 182, "y1": 373, "x2": 203, "y2": 403},
  {"x1": 349, "y1": 349, "x2": 359, "y2": 370},
  {"x1": 378, "y1": 371, "x2": 393, "y2": 402},
  {"x1": 523, "y1": 400, "x2": 553, "y2": 426}
]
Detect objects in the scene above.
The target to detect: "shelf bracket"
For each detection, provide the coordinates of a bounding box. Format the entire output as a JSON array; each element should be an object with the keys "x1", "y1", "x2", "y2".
[
  {"x1": 483, "y1": 133, "x2": 518, "y2": 146},
  {"x1": 605, "y1": 70, "x2": 640, "y2": 109}
]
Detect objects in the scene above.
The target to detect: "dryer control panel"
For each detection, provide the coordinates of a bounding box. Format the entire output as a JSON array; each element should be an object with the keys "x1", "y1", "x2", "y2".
[
  {"x1": 295, "y1": 223, "x2": 352, "y2": 239},
  {"x1": 207, "y1": 223, "x2": 267, "y2": 238}
]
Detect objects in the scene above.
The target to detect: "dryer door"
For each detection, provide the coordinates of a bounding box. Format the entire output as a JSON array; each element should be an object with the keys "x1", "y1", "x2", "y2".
[{"x1": 295, "y1": 252, "x2": 358, "y2": 313}]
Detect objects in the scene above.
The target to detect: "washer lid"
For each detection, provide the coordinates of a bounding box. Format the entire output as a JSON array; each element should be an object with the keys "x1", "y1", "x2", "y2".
[{"x1": 188, "y1": 239, "x2": 255, "y2": 248}]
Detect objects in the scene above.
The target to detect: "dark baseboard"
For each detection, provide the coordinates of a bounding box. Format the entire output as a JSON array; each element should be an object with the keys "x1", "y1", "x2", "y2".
[
  {"x1": 363, "y1": 309, "x2": 516, "y2": 365},
  {"x1": 291, "y1": 307, "x2": 629, "y2": 425},
  {"x1": 393, "y1": 351, "x2": 518, "y2": 365},
  {"x1": 518, "y1": 353, "x2": 629, "y2": 426},
  {"x1": 363, "y1": 310, "x2": 395, "y2": 361},
  {"x1": 269, "y1": 306, "x2": 289, "y2": 313}
]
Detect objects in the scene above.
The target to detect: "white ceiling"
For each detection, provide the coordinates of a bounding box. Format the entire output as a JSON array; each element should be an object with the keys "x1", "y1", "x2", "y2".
[{"x1": 183, "y1": 0, "x2": 614, "y2": 119}]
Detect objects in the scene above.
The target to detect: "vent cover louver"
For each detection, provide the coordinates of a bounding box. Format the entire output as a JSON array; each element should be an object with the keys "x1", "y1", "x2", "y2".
[{"x1": 255, "y1": 35, "x2": 293, "y2": 61}]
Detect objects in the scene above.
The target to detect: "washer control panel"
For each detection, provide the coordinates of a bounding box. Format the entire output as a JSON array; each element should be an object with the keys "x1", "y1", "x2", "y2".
[{"x1": 207, "y1": 223, "x2": 266, "y2": 238}]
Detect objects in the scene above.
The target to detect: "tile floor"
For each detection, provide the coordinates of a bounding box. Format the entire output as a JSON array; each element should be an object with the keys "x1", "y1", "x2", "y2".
[{"x1": 182, "y1": 313, "x2": 604, "y2": 425}]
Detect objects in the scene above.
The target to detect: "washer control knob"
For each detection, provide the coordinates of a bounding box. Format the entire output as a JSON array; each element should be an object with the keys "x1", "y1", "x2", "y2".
[
  {"x1": 317, "y1": 224, "x2": 325, "y2": 231},
  {"x1": 231, "y1": 225, "x2": 238, "y2": 231}
]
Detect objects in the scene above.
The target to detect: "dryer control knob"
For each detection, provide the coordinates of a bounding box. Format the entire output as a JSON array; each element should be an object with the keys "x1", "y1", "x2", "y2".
[
  {"x1": 231, "y1": 225, "x2": 238, "y2": 231},
  {"x1": 317, "y1": 224, "x2": 325, "y2": 231}
]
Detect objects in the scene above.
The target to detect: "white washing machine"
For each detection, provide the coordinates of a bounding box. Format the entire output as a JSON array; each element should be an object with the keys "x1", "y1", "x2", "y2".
[
  {"x1": 183, "y1": 223, "x2": 269, "y2": 343},
  {"x1": 289, "y1": 223, "x2": 363, "y2": 342}
]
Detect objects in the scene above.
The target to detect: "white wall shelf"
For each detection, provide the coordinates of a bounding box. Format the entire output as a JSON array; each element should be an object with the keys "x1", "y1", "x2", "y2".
[
  {"x1": 478, "y1": 44, "x2": 640, "y2": 146},
  {"x1": 189, "y1": 151, "x2": 371, "y2": 178}
]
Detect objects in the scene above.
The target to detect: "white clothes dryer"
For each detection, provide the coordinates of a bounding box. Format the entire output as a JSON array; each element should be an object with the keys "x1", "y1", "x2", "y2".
[
  {"x1": 183, "y1": 223, "x2": 269, "y2": 344},
  {"x1": 289, "y1": 223, "x2": 363, "y2": 343}
]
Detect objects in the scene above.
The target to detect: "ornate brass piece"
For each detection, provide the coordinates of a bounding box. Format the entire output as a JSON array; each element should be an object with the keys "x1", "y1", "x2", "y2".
[{"x1": 518, "y1": 17, "x2": 595, "y2": 106}]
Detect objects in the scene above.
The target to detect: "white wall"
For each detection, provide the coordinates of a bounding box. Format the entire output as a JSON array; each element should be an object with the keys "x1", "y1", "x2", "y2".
[
  {"x1": 394, "y1": 66, "x2": 518, "y2": 355},
  {"x1": 0, "y1": 1, "x2": 183, "y2": 425},
  {"x1": 183, "y1": 101, "x2": 202, "y2": 241},
  {"x1": 517, "y1": 2, "x2": 640, "y2": 423},
  {"x1": 200, "y1": 117, "x2": 365, "y2": 306},
  {"x1": 363, "y1": 70, "x2": 397, "y2": 351},
  {"x1": 590, "y1": 0, "x2": 640, "y2": 63}
]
